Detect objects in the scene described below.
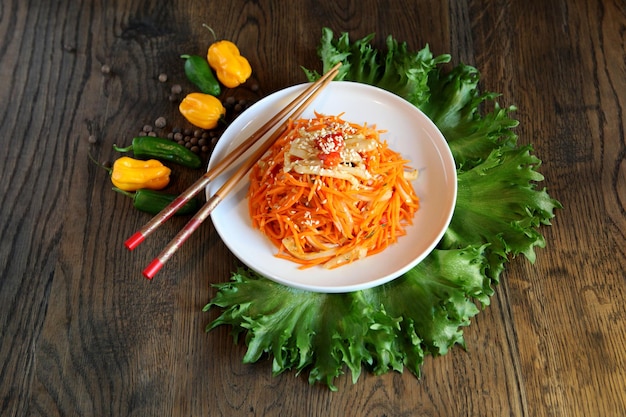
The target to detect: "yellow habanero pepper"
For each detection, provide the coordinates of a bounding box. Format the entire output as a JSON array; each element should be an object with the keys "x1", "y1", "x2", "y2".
[
  {"x1": 207, "y1": 40, "x2": 252, "y2": 88},
  {"x1": 179, "y1": 92, "x2": 226, "y2": 130},
  {"x1": 110, "y1": 156, "x2": 171, "y2": 191}
]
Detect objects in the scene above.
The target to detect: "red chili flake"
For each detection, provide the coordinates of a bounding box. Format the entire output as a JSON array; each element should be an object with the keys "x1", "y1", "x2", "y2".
[
  {"x1": 316, "y1": 132, "x2": 344, "y2": 167},
  {"x1": 319, "y1": 151, "x2": 342, "y2": 167}
]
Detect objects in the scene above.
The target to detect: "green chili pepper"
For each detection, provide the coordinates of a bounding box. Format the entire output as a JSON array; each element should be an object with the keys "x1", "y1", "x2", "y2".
[
  {"x1": 113, "y1": 187, "x2": 199, "y2": 215},
  {"x1": 113, "y1": 136, "x2": 203, "y2": 169},
  {"x1": 181, "y1": 54, "x2": 221, "y2": 96}
]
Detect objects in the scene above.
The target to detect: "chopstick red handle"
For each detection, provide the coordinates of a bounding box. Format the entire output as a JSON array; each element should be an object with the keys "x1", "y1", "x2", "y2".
[
  {"x1": 124, "y1": 179, "x2": 209, "y2": 250},
  {"x1": 125, "y1": 232, "x2": 145, "y2": 250},
  {"x1": 143, "y1": 258, "x2": 163, "y2": 280},
  {"x1": 142, "y1": 194, "x2": 222, "y2": 279}
]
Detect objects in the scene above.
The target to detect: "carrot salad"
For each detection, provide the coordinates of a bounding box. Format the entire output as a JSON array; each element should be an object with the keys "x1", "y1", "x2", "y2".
[{"x1": 248, "y1": 113, "x2": 419, "y2": 269}]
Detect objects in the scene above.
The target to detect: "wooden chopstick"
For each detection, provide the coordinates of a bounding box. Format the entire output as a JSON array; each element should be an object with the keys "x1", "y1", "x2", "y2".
[
  {"x1": 124, "y1": 62, "x2": 341, "y2": 252},
  {"x1": 141, "y1": 66, "x2": 340, "y2": 279}
]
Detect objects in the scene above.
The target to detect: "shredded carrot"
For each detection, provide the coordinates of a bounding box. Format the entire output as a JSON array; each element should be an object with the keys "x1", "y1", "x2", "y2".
[{"x1": 248, "y1": 113, "x2": 419, "y2": 269}]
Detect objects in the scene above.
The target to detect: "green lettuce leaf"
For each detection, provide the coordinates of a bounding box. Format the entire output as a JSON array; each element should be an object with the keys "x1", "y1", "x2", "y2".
[
  {"x1": 421, "y1": 63, "x2": 520, "y2": 168},
  {"x1": 302, "y1": 27, "x2": 451, "y2": 107},
  {"x1": 205, "y1": 246, "x2": 490, "y2": 390},
  {"x1": 205, "y1": 28, "x2": 561, "y2": 390},
  {"x1": 205, "y1": 268, "x2": 393, "y2": 391},
  {"x1": 443, "y1": 146, "x2": 561, "y2": 282}
]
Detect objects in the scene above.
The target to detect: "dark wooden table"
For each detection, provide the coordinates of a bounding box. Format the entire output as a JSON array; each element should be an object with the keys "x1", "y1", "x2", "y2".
[{"x1": 2, "y1": 1, "x2": 625, "y2": 416}]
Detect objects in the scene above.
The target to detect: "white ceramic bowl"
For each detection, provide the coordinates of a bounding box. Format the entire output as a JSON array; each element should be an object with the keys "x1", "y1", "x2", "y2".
[{"x1": 207, "y1": 81, "x2": 456, "y2": 293}]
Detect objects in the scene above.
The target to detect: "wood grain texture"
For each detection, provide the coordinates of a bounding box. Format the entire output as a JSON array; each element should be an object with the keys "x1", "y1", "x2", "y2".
[{"x1": 1, "y1": 0, "x2": 624, "y2": 416}]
